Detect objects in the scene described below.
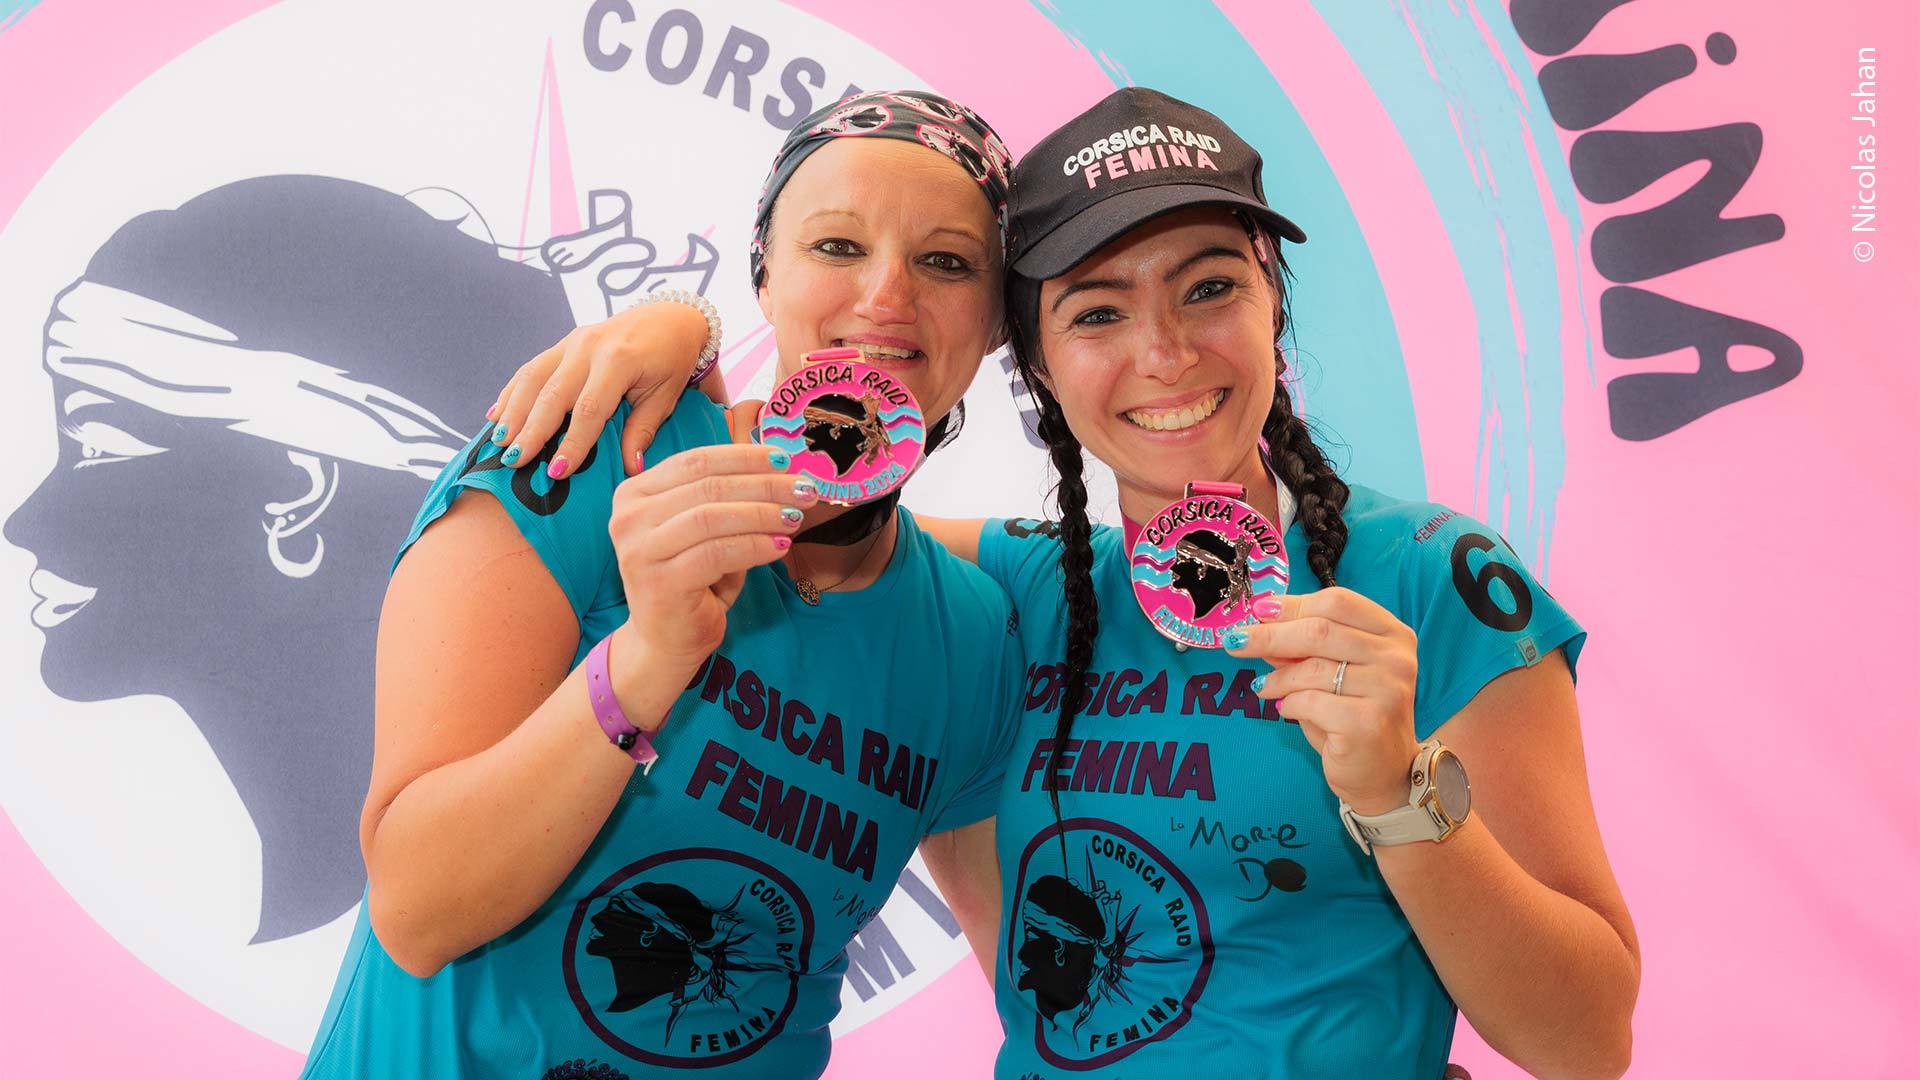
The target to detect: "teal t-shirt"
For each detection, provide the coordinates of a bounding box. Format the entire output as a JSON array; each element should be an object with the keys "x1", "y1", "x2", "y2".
[
  {"x1": 978, "y1": 486, "x2": 1584, "y2": 1079},
  {"x1": 303, "y1": 392, "x2": 1023, "y2": 1080}
]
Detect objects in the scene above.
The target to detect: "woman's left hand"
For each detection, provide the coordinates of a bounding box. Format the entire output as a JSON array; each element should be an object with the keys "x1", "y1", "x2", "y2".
[
  {"x1": 487, "y1": 299, "x2": 718, "y2": 481},
  {"x1": 1225, "y1": 588, "x2": 1422, "y2": 815}
]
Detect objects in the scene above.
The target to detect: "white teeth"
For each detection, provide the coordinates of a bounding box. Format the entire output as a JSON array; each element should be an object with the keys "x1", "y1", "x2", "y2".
[
  {"x1": 1125, "y1": 390, "x2": 1224, "y2": 432},
  {"x1": 847, "y1": 343, "x2": 919, "y2": 360},
  {"x1": 29, "y1": 569, "x2": 96, "y2": 629}
]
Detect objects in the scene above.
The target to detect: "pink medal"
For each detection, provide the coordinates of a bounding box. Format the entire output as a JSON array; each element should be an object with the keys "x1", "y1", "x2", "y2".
[
  {"x1": 1127, "y1": 481, "x2": 1291, "y2": 648},
  {"x1": 756, "y1": 347, "x2": 926, "y2": 505}
]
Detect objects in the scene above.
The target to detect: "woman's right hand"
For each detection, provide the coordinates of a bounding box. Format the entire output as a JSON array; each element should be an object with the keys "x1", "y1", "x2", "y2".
[
  {"x1": 609, "y1": 443, "x2": 815, "y2": 681},
  {"x1": 488, "y1": 299, "x2": 718, "y2": 482}
]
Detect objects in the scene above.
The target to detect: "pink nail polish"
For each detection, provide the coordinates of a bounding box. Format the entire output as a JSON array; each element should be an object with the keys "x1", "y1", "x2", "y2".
[
  {"x1": 546, "y1": 456, "x2": 569, "y2": 479},
  {"x1": 1253, "y1": 596, "x2": 1285, "y2": 620},
  {"x1": 485, "y1": 403, "x2": 499, "y2": 421},
  {"x1": 771, "y1": 535, "x2": 791, "y2": 551},
  {"x1": 633, "y1": 450, "x2": 646, "y2": 472}
]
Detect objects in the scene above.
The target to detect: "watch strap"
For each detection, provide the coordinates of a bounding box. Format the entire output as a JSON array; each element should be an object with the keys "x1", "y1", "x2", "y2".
[
  {"x1": 1339, "y1": 743, "x2": 1458, "y2": 854},
  {"x1": 1344, "y1": 800, "x2": 1451, "y2": 848}
]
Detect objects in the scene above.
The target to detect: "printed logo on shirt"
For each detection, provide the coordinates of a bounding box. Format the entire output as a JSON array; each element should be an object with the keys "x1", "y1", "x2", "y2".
[
  {"x1": 1007, "y1": 818, "x2": 1214, "y2": 1070},
  {"x1": 562, "y1": 848, "x2": 815, "y2": 1068},
  {"x1": 458, "y1": 424, "x2": 601, "y2": 517}
]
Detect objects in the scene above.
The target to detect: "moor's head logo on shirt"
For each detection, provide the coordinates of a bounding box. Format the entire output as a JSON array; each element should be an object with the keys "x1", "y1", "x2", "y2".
[
  {"x1": 563, "y1": 848, "x2": 815, "y2": 1068},
  {"x1": 1008, "y1": 819, "x2": 1214, "y2": 1071}
]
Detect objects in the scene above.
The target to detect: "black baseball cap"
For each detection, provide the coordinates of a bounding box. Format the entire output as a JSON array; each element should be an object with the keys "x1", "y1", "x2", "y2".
[{"x1": 1008, "y1": 87, "x2": 1307, "y2": 279}]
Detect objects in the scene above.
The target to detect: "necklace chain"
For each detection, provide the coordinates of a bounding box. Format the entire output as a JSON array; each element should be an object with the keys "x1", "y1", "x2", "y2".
[{"x1": 792, "y1": 525, "x2": 888, "y2": 605}]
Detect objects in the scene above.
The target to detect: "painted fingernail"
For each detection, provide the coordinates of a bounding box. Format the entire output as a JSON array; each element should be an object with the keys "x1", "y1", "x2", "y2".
[
  {"x1": 769, "y1": 448, "x2": 792, "y2": 470},
  {"x1": 1250, "y1": 673, "x2": 1268, "y2": 693},
  {"x1": 1222, "y1": 627, "x2": 1249, "y2": 649},
  {"x1": 1252, "y1": 597, "x2": 1285, "y2": 620},
  {"x1": 792, "y1": 478, "x2": 818, "y2": 501},
  {"x1": 547, "y1": 456, "x2": 569, "y2": 479},
  {"x1": 485, "y1": 403, "x2": 499, "y2": 421},
  {"x1": 772, "y1": 535, "x2": 792, "y2": 551},
  {"x1": 502, "y1": 445, "x2": 522, "y2": 466},
  {"x1": 634, "y1": 450, "x2": 646, "y2": 472},
  {"x1": 780, "y1": 506, "x2": 805, "y2": 527},
  {"x1": 491, "y1": 423, "x2": 510, "y2": 445}
]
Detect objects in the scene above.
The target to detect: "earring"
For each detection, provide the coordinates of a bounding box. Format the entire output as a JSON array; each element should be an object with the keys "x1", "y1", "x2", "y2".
[{"x1": 262, "y1": 452, "x2": 338, "y2": 579}]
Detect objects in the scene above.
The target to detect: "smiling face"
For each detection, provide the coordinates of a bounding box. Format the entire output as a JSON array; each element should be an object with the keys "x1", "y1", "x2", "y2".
[
  {"x1": 756, "y1": 137, "x2": 1004, "y2": 424},
  {"x1": 1032, "y1": 207, "x2": 1280, "y2": 521}
]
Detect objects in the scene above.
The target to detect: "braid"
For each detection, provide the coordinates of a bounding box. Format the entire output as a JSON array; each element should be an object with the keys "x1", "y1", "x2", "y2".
[
  {"x1": 1031, "y1": 386, "x2": 1100, "y2": 818},
  {"x1": 1007, "y1": 275, "x2": 1101, "y2": 847},
  {"x1": 1245, "y1": 224, "x2": 1350, "y2": 587},
  {"x1": 1262, "y1": 376, "x2": 1349, "y2": 587}
]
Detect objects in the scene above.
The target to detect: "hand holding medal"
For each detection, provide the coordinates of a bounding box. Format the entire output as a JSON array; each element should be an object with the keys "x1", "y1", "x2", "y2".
[
  {"x1": 608, "y1": 441, "x2": 818, "y2": 672},
  {"x1": 1225, "y1": 581, "x2": 1423, "y2": 817},
  {"x1": 756, "y1": 347, "x2": 926, "y2": 505}
]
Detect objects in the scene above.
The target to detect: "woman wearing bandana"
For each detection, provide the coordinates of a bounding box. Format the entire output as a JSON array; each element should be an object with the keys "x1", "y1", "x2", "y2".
[
  {"x1": 495, "y1": 89, "x2": 1639, "y2": 1078},
  {"x1": 302, "y1": 91, "x2": 1023, "y2": 1080}
]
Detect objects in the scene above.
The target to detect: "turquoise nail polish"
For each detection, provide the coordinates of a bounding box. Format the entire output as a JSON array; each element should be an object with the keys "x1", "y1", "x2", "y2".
[
  {"x1": 780, "y1": 506, "x2": 804, "y2": 526},
  {"x1": 1222, "y1": 627, "x2": 1249, "y2": 650},
  {"x1": 502, "y1": 445, "x2": 522, "y2": 466},
  {"x1": 491, "y1": 423, "x2": 510, "y2": 445},
  {"x1": 1250, "y1": 673, "x2": 1267, "y2": 693},
  {"x1": 769, "y1": 448, "x2": 792, "y2": 470}
]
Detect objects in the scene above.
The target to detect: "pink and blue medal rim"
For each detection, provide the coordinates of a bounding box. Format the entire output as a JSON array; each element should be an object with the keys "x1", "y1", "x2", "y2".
[
  {"x1": 754, "y1": 348, "x2": 926, "y2": 506},
  {"x1": 1127, "y1": 481, "x2": 1291, "y2": 649}
]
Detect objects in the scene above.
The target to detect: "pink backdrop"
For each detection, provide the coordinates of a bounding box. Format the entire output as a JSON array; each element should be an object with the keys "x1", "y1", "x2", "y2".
[{"x1": 2, "y1": 1, "x2": 1915, "y2": 1076}]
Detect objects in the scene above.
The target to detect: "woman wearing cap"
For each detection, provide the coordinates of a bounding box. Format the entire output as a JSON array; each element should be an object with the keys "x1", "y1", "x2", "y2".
[
  {"x1": 495, "y1": 87, "x2": 1639, "y2": 1078},
  {"x1": 301, "y1": 91, "x2": 1024, "y2": 1080}
]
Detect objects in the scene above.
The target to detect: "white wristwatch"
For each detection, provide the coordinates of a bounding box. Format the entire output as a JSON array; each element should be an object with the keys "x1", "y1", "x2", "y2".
[{"x1": 1338, "y1": 741, "x2": 1472, "y2": 856}]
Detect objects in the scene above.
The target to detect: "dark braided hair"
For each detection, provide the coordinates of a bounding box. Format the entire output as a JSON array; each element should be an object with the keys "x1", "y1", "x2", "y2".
[
  {"x1": 1004, "y1": 217, "x2": 1350, "y2": 842},
  {"x1": 1023, "y1": 363, "x2": 1099, "y2": 831}
]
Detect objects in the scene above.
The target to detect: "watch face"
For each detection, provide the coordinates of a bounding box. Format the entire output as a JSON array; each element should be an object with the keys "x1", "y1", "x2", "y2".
[{"x1": 1434, "y1": 750, "x2": 1471, "y2": 822}]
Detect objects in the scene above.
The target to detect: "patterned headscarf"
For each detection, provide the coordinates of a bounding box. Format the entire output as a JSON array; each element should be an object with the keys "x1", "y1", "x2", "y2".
[{"x1": 749, "y1": 90, "x2": 1013, "y2": 287}]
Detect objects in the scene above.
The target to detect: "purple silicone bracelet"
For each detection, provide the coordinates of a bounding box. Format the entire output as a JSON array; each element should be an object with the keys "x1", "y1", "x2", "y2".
[{"x1": 586, "y1": 635, "x2": 658, "y2": 774}]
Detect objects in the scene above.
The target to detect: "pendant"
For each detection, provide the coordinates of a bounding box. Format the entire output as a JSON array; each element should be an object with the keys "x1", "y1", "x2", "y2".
[
  {"x1": 796, "y1": 577, "x2": 822, "y2": 605},
  {"x1": 756, "y1": 348, "x2": 925, "y2": 506},
  {"x1": 1128, "y1": 481, "x2": 1290, "y2": 649}
]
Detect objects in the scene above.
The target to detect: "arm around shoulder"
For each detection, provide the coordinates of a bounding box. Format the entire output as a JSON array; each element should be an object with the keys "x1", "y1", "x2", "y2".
[{"x1": 914, "y1": 515, "x2": 989, "y2": 564}]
